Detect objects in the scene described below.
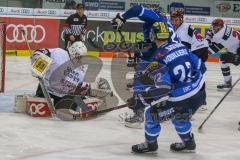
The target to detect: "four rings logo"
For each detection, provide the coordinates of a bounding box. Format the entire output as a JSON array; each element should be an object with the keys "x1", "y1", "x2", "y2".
[{"x1": 7, "y1": 24, "x2": 46, "y2": 43}]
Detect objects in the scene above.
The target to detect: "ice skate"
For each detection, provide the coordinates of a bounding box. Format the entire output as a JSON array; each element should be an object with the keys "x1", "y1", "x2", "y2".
[
  {"x1": 170, "y1": 134, "x2": 196, "y2": 152},
  {"x1": 132, "y1": 141, "x2": 158, "y2": 153}
]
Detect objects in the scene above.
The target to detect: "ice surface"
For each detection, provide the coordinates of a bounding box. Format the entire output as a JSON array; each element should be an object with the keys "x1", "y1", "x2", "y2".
[{"x1": 0, "y1": 57, "x2": 240, "y2": 160}]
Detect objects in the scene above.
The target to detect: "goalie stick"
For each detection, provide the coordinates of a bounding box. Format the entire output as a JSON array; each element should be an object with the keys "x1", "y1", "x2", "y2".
[
  {"x1": 87, "y1": 37, "x2": 104, "y2": 52},
  {"x1": 198, "y1": 77, "x2": 240, "y2": 132},
  {"x1": 21, "y1": 30, "x2": 56, "y2": 116}
]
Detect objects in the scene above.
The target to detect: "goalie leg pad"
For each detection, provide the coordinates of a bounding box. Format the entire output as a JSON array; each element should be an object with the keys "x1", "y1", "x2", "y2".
[
  {"x1": 25, "y1": 96, "x2": 53, "y2": 118},
  {"x1": 15, "y1": 95, "x2": 28, "y2": 113}
]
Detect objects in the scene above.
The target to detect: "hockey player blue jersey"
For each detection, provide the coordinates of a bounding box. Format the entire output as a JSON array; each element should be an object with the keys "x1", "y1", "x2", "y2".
[
  {"x1": 121, "y1": 5, "x2": 179, "y2": 43},
  {"x1": 133, "y1": 61, "x2": 172, "y2": 100},
  {"x1": 141, "y1": 42, "x2": 206, "y2": 102}
]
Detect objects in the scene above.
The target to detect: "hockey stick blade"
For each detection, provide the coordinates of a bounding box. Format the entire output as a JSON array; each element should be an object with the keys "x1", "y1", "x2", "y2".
[
  {"x1": 80, "y1": 103, "x2": 128, "y2": 117},
  {"x1": 56, "y1": 103, "x2": 128, "y2": 121},
  {"x1": 198, "y1": 77, "x2": 240, "y2": 132}
]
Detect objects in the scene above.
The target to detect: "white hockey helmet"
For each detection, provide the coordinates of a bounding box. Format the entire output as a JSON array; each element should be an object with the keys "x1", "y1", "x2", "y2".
[{"x1": 68, "y1": 41, "x2": 87, "y2": 59}]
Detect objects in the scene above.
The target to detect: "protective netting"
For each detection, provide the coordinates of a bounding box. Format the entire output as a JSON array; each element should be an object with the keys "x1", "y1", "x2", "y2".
[{"x1": 0, "y1": 22, "x2": 6, "y2": 92}]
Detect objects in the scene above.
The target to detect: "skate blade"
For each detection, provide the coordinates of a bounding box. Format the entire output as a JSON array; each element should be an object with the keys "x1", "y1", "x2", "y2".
[
  {"x1": 131, "y1": 150, "x2": 158, "y2": 154},
  {"x1": 125, "y1": 122, "x2": 143, "y2": 129},
  {"x1": 170, "y1": 149, "x2": 196, "y2": 153},
  {"x1": 198, "y1": 107, "x2": 208, "y2": 112},
  {"x1": 217, "y1": 88, "x2": 230, "y2": 92}
]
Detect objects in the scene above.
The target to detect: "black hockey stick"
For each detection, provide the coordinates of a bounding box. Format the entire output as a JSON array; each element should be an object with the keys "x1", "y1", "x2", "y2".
[
  {"x1": 118, "y1": 29, "x2": 132, "y2": 59},
  {"x1": 97, "y1": 103, "x2": 128, "y2": 114},
  {"x1": 56, "y1": 103, "x2": 128, "y2": 121},
  {"x1": 87, "y1": 37, "x2": 104, "y2": 52},
  {"x1": 198, "y1": 77, "x2": 240, "y2": 132}
]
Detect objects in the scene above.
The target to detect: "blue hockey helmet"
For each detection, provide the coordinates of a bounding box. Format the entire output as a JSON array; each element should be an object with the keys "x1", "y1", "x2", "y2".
[{"x1": 151, "y1": 22, "x2": 170, "y2": 40}]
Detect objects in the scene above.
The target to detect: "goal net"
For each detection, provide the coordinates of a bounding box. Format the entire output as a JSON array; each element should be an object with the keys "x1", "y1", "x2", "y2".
[{"x1": 0, "y1": 22, "x2": 6, "y2": 93}]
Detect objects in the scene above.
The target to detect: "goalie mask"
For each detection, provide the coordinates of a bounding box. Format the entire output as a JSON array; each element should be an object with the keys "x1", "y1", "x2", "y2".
[{"x1": 68, "y1": 41, "x2": 87, "y2": 59}]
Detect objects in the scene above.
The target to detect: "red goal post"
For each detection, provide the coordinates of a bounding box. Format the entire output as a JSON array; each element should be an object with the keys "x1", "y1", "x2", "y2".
[{"x1": 0, "y1": 22, "x2": 6, "y2": 93}]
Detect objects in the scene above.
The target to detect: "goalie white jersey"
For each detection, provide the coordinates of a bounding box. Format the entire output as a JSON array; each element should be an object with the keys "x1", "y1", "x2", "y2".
[
  {"x1": 33, "y1": 48, "x2": 87, "y2": 97},
  {"x1": 206, "y1": 25, "x2": 240, "y2": 54},
  {"x1": 175, "y1": 22, "x2": 208, "y2": 52}
]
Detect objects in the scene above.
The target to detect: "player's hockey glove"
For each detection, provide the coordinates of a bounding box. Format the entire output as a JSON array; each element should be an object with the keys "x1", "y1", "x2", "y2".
[
  {"x1": 220, "y1": 51, "x2": 240, "y2": 66},
  {"x1": 111, "y1": 13, "x2": 126, "y2": 30},
  {"x1": 126, "y1": 56, "x2": 137, "y2": 67},
  {"x1": 150, "y1": 96, "x2": 169, "y2": 122},
  {"x1": 127, "y1": 96, "x2": 137, "y2": 110},
  {"x1": 236, "y1": 48, "x2": 240, "y2": 66},
  {"x1": 127, "y1": 51, "x2": 144, "y2": 67}
]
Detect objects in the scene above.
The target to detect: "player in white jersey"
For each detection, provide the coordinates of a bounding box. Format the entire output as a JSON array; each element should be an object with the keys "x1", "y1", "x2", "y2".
[
  {"x1": 32, "y1": 41, "x2": 113, "y2": 118},
  {"x1": 206, "y1": 19, "x2": 240, "y2": 89},
  {"x1": 33, "y1": 41, "x2": 89, "y2": 105},
  {"x1": 170, "y1": 10, "x2": 208, "y2": 62}
]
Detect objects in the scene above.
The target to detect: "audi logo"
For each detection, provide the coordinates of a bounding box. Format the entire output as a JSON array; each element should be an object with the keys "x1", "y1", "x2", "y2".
[{"x1": 7, "y1": 24, "x2": 46, "y2": 43}]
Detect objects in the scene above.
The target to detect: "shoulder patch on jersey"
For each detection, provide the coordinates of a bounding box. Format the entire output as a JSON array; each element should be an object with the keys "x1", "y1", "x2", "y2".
[
  {"x1": 188, "y1": 25, "x2": 194, "y2": 37},
  {"x1": 222, "y1": 26, "x2": 232, "y2": 40}
]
